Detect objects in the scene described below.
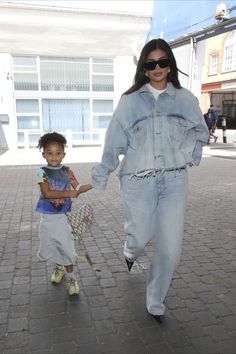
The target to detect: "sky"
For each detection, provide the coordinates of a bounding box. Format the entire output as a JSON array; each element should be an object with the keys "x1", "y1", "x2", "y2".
[{"x1": 149, "y1": 0, "x2": 236, "y2": 41}]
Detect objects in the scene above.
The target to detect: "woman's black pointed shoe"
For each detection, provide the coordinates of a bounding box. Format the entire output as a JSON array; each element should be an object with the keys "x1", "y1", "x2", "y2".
[
  {"x1": 146, "y1": 310, "x2": 164, "y2": 323},
  {"x1": 125, "y1": 258, "x2": 134, "y2": 272},
  {"x1": 150, "y1": 314, "x2": 163, "y2": 323}
]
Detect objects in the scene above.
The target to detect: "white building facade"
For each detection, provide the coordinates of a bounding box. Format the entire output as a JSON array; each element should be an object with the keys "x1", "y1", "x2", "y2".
[{"x1": 0, "y1": 1, "x2": 151, "y2": 149}]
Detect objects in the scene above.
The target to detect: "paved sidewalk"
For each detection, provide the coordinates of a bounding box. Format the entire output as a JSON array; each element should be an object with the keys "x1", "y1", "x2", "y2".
[{"x1": 0, "y1": 156, "x2": 236, "y2": 354}]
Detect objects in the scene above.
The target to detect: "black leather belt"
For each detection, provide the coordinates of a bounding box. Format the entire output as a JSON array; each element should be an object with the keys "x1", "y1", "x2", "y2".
[{"x1": 163, "y1": 167, "x2": 186, "y2": 172}]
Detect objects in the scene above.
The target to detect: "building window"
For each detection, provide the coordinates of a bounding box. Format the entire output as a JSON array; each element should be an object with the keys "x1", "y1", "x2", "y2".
[
  {"x1": 17, "y1": 116, "x2": 40, "y2": 130},
  {"x1": 16, "y1": 99, "x2": 40, "y2": 131},
  {"x1": 13, "y1": 55, "x2": 115, "y2": 146},
  {"x1": 42, "y1": 99, "x2": 90, "y2": 132},
  {"x1": 13, "y1": 56, "x2": 114, "y2": 92},
  {"x1": 13, "y1": 56, "x2": 37, "y2": 72},
  {"x1": 209, "y1": 53, "x2": 218, "y2": 75},
  {"x1": 16, "y1": 99, "x2": 39, "y2": 113},
  {"x1": 92, "y1": 100, "x2": 113, "y2": 129},
  {"x1": 13, "y1": 56, "x2": 39, "y2": 90},
  {"x1": 92, "y1": 58, "x2": 114, "y2": 91},
  {"x1": 40, "y1": 57, "x2": 90, "y2": 91},
  {"x1": 222, "y1": 30, "x2": 236, "y2": 72},
  {"x1": 17, "y1": 132, "x2": 24, "y2": 144},
  {"x1": 16, "y1": 99, "x2": 41, "y2": 146}
]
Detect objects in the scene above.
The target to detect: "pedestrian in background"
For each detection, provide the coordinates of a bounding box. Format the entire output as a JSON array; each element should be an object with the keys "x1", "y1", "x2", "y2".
[
  {"x1": 91, "y1": 38, "x2": 209, "y2": 322},
  {"x1": 204, "y1": 107, "x2": 218, "y2": 143},
  {"x1": 36, "y1": 132, "x2": 92, "y2": 295}
]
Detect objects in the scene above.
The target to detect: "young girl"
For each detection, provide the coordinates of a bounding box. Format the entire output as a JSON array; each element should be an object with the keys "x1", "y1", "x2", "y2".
[{"x1": 36, "y1": 132, "x2": 92, "y2": 295}]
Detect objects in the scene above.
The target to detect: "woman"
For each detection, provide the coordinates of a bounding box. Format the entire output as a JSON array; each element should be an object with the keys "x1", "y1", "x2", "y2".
[{"x1": 91, "y1": 39, "x2": 209, "y2": 322}]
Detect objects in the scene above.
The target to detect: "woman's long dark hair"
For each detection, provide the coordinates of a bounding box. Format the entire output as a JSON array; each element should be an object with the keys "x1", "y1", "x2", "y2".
[{"x1": 124, "y1": 38, "x2": 183, "y2": 95}]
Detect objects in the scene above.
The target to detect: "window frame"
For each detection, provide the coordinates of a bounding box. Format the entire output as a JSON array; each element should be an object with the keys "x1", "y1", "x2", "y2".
[
  {"x1": 222, "y1": 30, "x2": 236, "y2": 72},
  {"x1": 92, "y1": 99, "x2": 113, "y2": 130},
  {"x1": 13, "y1": 56, "x2": 39, "y2": 91},
  {"x1": 209, "y1": 52, "x2": 218, "y2": 75}
]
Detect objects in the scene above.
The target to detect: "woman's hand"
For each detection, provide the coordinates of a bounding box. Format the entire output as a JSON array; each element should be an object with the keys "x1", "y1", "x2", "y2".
[{"x1": 70, "y1": 190, "x2": 80, "y2": 198}]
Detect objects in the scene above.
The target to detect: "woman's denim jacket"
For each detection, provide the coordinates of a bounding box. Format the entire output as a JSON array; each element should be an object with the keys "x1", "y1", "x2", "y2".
[{"x1": 92, "y1": 83, "x2": 209, "y2": 190}]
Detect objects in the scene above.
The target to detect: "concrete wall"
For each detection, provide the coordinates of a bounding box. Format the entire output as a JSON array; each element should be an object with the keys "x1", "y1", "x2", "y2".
[{"x1": 0, "y1": 2, "x2": 150, "y2": 57}]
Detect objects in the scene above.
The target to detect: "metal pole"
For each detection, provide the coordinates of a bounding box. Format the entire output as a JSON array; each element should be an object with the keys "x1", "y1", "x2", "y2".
[
  {"x1": 81, "y1": 100, "x2": 84, "y2": 140},
  {"x1": 222, "y1": 117, "x2": 227, "y2": 143}
]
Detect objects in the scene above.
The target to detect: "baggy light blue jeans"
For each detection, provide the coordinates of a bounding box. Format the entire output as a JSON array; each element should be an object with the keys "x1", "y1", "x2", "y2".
[{"x1": 120, "y1": 169, "x2": 188, "y2": 316}]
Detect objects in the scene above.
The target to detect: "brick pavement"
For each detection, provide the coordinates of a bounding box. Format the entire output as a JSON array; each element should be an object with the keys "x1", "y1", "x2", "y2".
[{"x1": 0, "y1": 157, "x2": 236, "y2": 354}]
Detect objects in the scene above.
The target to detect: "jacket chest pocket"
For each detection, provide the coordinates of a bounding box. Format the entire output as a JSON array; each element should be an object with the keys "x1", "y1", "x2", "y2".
[{"x1": 168, "y1": 117, "x2": 187, "y2": 143}]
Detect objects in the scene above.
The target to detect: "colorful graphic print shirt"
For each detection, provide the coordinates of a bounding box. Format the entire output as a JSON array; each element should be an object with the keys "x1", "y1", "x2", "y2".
[{"x1": 36, "y1": 165, "x2": 77, "y2": 214}]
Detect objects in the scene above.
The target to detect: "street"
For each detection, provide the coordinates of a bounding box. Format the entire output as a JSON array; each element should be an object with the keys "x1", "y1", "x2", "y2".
[{"x1": 0, "y1": 155, "x2": 235, "y2": 354}]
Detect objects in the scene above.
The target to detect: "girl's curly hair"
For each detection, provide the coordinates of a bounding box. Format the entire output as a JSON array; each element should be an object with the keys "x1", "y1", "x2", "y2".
[{"x1": 37, "y1": 132, "x2": 67, "y2": 150}]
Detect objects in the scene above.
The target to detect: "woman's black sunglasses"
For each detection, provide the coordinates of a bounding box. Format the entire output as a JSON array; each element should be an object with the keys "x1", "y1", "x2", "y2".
[{"x1": 143, "y1": 58, "x2": 170, "y2": 71}]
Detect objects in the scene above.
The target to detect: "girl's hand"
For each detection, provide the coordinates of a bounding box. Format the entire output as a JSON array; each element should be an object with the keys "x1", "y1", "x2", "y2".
[{"x1": 77, "y1": 183, "x2": 93, "y2": 194}]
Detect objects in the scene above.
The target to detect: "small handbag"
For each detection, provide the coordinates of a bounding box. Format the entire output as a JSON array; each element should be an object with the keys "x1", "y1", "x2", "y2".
[
  {"x1": 67, "y1": 203, "x2": 93, "y2": 240},
  {"x1": 67, "y1": 202, "x2": 101, "y2": 272}
]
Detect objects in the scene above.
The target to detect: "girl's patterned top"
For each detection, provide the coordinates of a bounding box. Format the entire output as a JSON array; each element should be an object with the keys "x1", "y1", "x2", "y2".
[{"x1": 36, "y1": 165, "x2": 76, "y2": 214}]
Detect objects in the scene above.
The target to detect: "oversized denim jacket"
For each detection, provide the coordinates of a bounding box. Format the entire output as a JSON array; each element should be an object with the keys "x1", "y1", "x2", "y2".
[{"x1": 92, "y1": 83, "x2": 209, "y2": 190}]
